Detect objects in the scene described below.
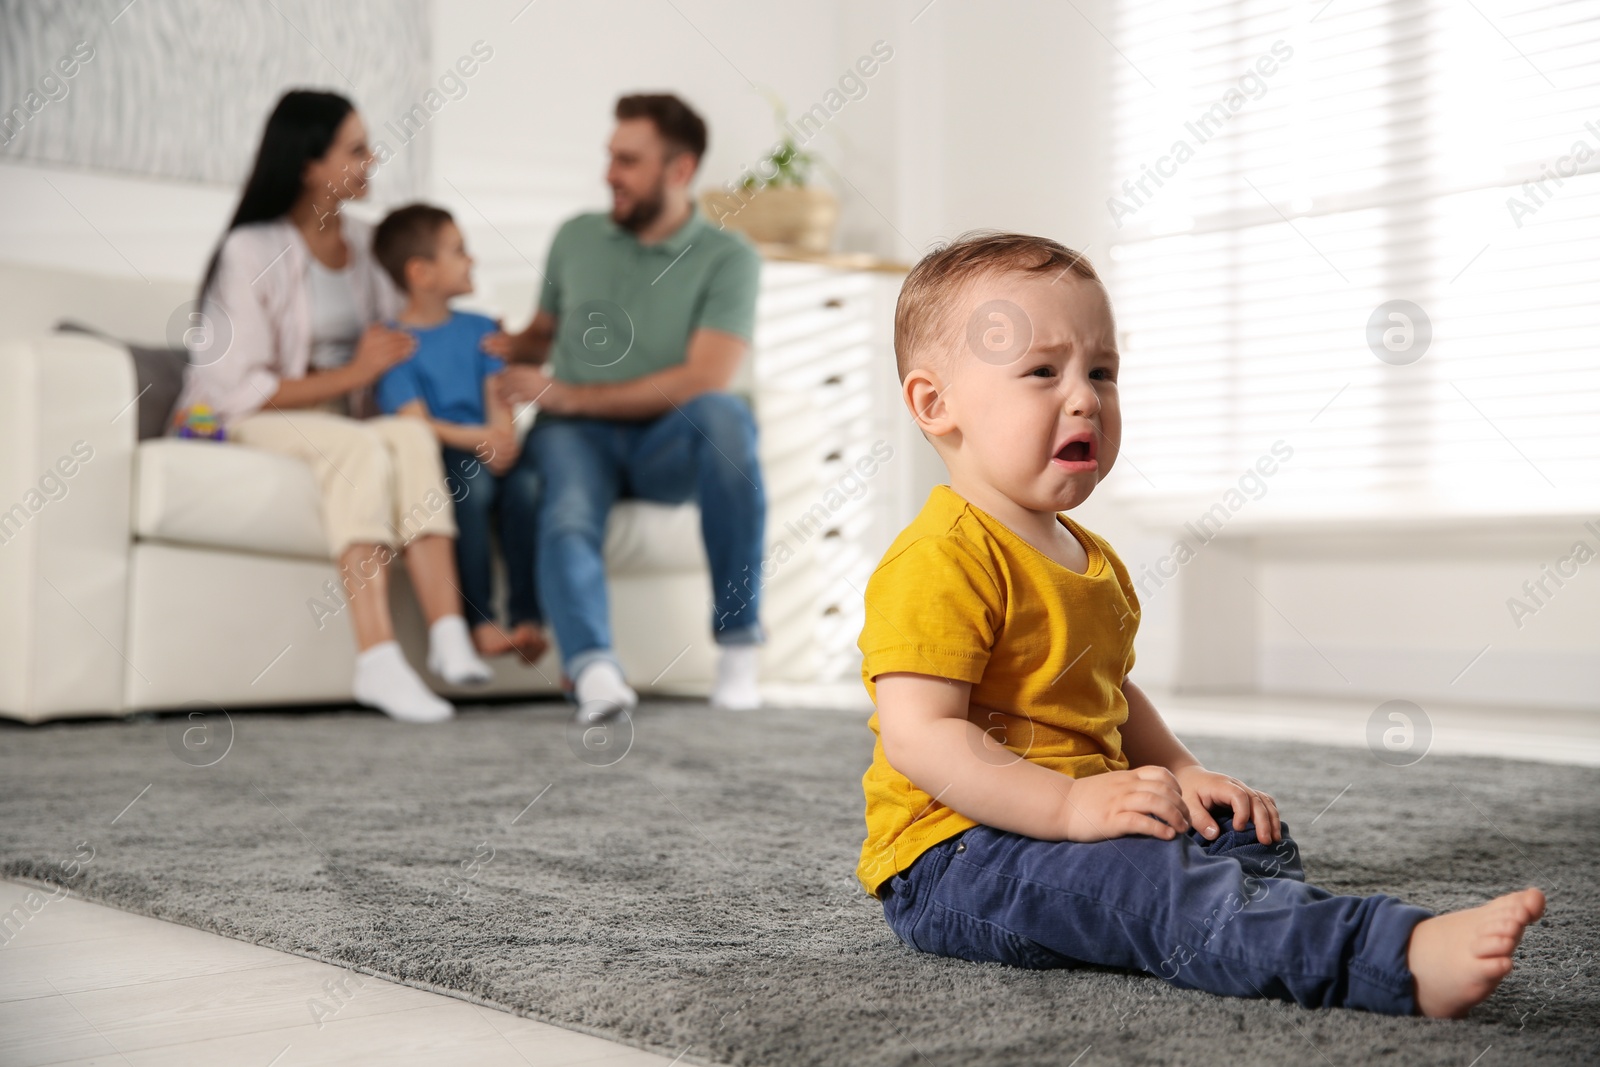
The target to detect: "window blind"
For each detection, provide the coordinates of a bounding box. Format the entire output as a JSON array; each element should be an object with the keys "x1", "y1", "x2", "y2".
[{"x1": 1106, "y1": 0, "x2": 1600, "y2": 522}]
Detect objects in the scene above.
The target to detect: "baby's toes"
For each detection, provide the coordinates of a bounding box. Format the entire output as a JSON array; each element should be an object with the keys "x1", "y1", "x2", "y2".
[
  {"x1": 1476, "y1": 955, "x2": 1515, "y2": 981},
  {"x1": 1509, "y1": 888, "x2": 1547, "y2": 922},
  {"x1": 1484, "y1": 889, "x2": 1542, "y2": 928},
  {"x1": 1487, "y1": 914, "x2": 1530, "y2": 941},
  {"x1": 1474, "y1": 929, "x2": 1520, "y2": 960}
]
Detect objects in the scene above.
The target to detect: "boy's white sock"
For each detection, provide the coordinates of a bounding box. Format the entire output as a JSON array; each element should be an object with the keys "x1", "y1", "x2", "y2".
[
  {"x1": 710, "y1": 645, "x2": 761, "y2": 711},
  {"x1": 573, "y1": 659, "x2": 637, "y2": 723},
  {"x1": 354, "y1": 641, "x2": 454, "y2": 724},
  {"x1": 427, "y1": 615, "x2": 493, "y2": 685}
]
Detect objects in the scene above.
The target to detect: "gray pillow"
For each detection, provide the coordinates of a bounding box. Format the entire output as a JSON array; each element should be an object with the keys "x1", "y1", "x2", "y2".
[{"x1": 54, "y1": 320, "x2": 188, "y2": 440}]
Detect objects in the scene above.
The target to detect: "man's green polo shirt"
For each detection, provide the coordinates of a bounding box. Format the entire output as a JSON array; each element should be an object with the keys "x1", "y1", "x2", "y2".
[{"x1": 537, "y1": 206, "x2": 761, "y2": 385}]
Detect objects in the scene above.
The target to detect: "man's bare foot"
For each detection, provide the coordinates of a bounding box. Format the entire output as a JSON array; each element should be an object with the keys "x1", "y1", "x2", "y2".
[
  {"x1": 472, "y1": 622, "x2": 515, "y2": 658},
  {"x1": 1409, "y1": 887, "x2": 1545, "y2": 1018},
  {"x1": 509, "y1": 622, "x2": 550, "y2": 665}
]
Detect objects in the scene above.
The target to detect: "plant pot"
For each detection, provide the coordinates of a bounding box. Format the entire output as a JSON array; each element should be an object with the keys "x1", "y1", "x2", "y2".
[{"x1": 700, "y1": 185, "x2": 840, "y2": 253}]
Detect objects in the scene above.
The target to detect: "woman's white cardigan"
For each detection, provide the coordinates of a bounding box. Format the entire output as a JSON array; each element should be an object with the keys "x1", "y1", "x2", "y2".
[{"x1": 176, "y1": 213, "x2": 402, "y2": 426}]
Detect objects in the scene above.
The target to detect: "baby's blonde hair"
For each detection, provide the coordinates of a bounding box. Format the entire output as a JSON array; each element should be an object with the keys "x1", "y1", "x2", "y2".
[{"x1": 894, "y1": 231, "x2": 1101, "y2": 380}]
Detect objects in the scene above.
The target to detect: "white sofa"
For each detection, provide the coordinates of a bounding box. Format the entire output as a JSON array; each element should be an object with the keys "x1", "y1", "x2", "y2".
[{"x1": 0, "y1": 266, "x2": 731, "y2": 723}]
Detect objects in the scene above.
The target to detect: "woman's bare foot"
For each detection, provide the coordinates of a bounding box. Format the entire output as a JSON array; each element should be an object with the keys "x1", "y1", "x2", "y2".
[
  {"x1": 509, "y1": 622, "x2": 550, "y2": 665},
  {"x1": 472, "y1": 622, "x2": 515, "y2": 658},
  {"x1": 1409, "y1": 887, "x2": 1546, "y2": 1018}
]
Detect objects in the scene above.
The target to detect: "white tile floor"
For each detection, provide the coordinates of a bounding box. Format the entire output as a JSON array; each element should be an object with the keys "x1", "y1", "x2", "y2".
[
  {"x1": 0, "y1": 884, "x2": 677, "y2": 1066},
  {"x1": 2, "y1": 689, "x2": 1594, "y2": 1065}
]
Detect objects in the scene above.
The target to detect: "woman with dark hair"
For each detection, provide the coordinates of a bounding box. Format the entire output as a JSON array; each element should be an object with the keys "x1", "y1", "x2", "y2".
[{"x1": 176, "y1": 89, "x2": 490, "y2": 723}]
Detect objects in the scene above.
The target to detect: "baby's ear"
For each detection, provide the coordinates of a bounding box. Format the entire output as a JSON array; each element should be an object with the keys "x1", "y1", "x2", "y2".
[{"x1": 903, "y1": 367, "x2": 955, "y2": 437}]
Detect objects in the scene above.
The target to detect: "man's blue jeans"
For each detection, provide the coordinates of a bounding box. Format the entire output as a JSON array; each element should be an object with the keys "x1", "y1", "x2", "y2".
[
  {"x1": 441, "y1": 446, "x2": 541, "y2": 629},
  {"x1": 880, "y1": 811, "x2": 1433, "y2": 1015},
  {"x1": 529, "y1": 393, "x2": 766, "y2": 679}
]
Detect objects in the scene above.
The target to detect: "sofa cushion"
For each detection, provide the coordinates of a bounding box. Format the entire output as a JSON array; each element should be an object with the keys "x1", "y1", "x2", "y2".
[
  {"x1": 133, "y1": 438, "x2": 711, "y2": 574},
  {"x1": 135, "y1": 439, "x2": 329, "y2": 558},
  {"x1": 603, "y1": 500, "x2": 708, "y2": 576}
]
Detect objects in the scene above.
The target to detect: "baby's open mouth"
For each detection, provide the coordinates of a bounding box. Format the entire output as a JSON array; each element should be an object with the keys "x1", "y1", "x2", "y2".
[{"x1": 1051, "y1": 432, "x2": 1098, "y2": 470}]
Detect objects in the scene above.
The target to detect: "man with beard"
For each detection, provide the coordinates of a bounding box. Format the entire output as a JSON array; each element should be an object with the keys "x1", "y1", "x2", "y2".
[{"x1": 491, "y1": 93, "x2": 765, "y2": 722}]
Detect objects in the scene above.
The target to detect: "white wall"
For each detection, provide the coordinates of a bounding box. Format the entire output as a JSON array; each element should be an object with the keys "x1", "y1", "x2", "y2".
[{"x1": 0, "y1": 160, "x2": 232, "y2": 289}]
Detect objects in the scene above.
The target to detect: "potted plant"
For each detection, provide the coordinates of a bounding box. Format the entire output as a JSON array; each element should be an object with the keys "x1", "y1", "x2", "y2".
[{"x1": 701, "y1": 97, "x2": 840, "y2": 253}]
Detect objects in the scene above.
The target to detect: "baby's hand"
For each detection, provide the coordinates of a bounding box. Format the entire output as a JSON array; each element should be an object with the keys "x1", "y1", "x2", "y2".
[
  {"x1": 1174, "y1": 765, "x2": 1280, "y2": 844},
  {"x1": 1059, "y1": 766, "x2": 1190, "y2": 842}
]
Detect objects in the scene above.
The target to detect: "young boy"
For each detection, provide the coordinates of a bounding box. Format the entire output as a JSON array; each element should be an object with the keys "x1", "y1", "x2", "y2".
[
  {"x1": 373, "y1": 204, "x2": 547, "y2": 665},
  {"x1": 857, "y1": 231, "x2": 1545, "y2": 1017}
]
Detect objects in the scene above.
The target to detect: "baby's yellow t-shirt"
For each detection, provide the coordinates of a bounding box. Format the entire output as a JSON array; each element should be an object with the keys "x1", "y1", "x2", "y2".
[{"x1": 855, "y1": 485, "x2": 1141, "y2": 897}]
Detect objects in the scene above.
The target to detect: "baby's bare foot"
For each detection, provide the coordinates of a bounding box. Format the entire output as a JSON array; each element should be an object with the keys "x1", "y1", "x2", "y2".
[{"x1": 1409, "y1": 887, "x2": 1545, "y2": 1018}]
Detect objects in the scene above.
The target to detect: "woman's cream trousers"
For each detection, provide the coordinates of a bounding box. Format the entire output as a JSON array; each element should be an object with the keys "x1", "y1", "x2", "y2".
[{"x1": 229, "y1": 410, "x2": 457, "y2": 556}]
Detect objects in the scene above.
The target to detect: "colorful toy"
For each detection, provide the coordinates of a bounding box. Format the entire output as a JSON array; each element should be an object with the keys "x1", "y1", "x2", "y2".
[{"x1": 172, "y1": 404, "x2": 226, "y2": 441}]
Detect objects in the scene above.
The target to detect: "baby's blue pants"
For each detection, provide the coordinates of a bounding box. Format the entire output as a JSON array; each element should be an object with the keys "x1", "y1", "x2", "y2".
[{"x1": 880, "y1": 810, "x2": 1433, "y2": 1014}]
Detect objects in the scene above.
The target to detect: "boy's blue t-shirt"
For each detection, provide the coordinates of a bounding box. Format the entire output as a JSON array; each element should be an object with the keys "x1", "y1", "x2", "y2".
[{"x1": 375, "y1": 311, "x2": 504, "y2": 424}]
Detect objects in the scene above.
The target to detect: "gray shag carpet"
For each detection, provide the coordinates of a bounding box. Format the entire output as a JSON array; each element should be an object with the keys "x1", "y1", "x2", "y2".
[{"x1": 2, "y1": 700, "x2": 1597, "y2": 1066}]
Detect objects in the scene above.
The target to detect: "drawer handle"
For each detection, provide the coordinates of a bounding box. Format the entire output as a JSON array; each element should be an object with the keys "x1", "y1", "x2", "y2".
[
  {"x1": 823, "y1": 297, "x2": 845, "y2": 308},
  {"x1": 823, "y1": 528, "x2": 842, "y2": 539},
  {"x1": 822, "y1": 374, "x2": 843, "y2": 385},
  {"x1": 824, "y1": 450, "x2": 843, "y2": 462}
]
